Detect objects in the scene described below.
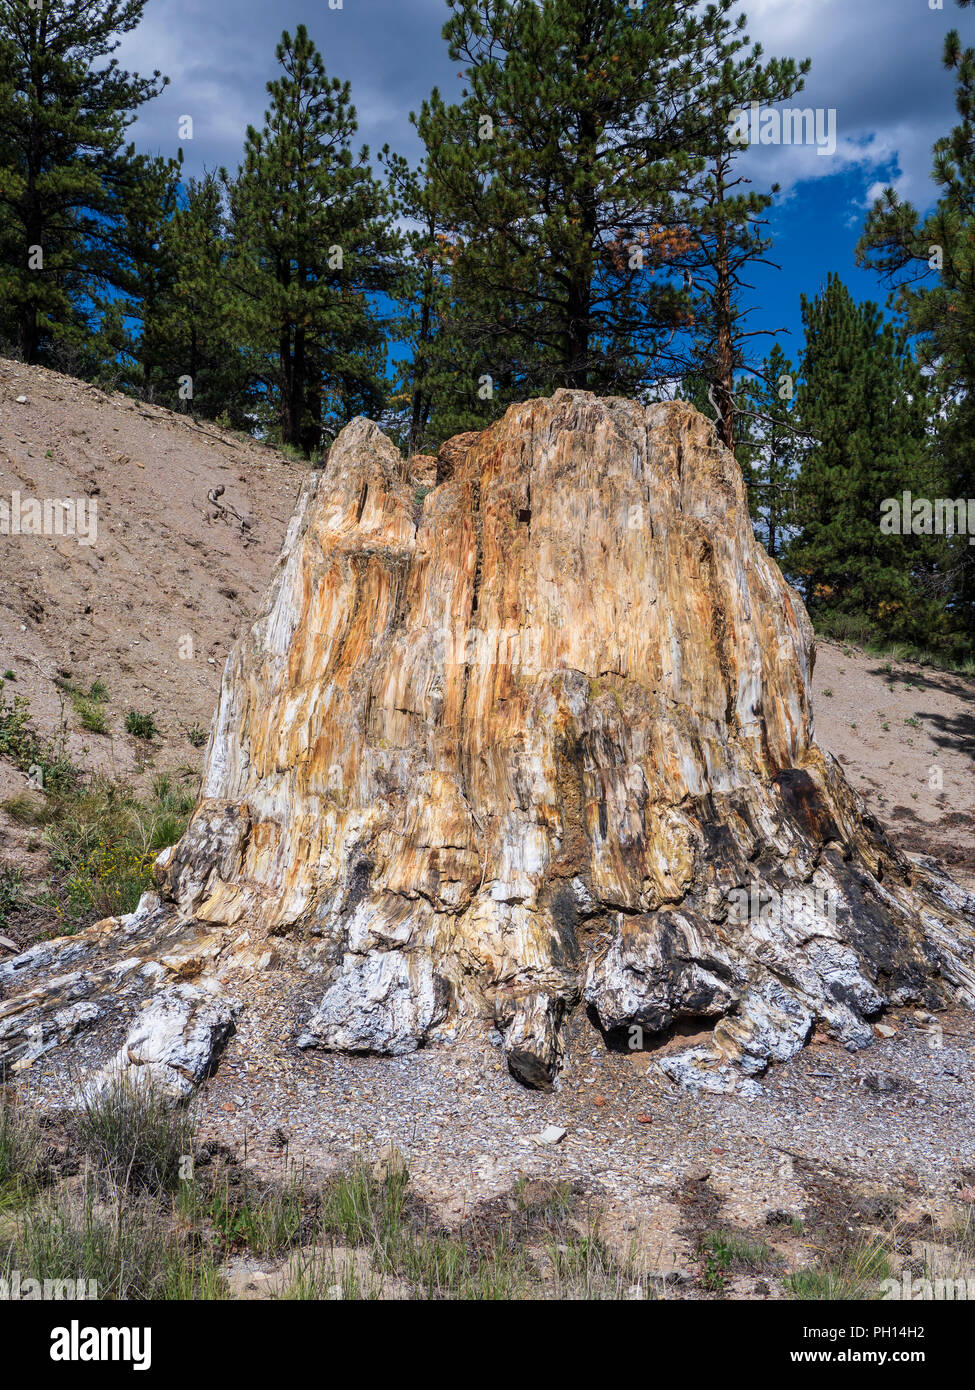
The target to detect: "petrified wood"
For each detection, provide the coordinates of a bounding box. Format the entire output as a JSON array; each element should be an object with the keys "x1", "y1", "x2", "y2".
[{"x1": 3, "y1": 391, "x2": 973, "y2": 1097}]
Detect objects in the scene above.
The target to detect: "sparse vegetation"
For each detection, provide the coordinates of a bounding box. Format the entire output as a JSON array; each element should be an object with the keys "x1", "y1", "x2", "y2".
[
  {"x1": 0, "y1": 680, "x2": 81, "y2": 795},
  {"x1": 0, "y1": 680, "x2": 196, "y2": 936},
  {"x1": 0, "y1": 862, "x2": 26, "y2": 934},
  {"x1": 55, "y1": 676, "x2": 111, "y2": 735},
  {"x1": 818, "y1": 615, "x2": 975, "y2": 678},
  {"x1": 190, "y1": 1171, "x2": 305, "y2": 1257},
  {"x1": 785, "y1": 1240, "x2": 891, "y2": 1300},
  {"x1": 124, "y1": 708, "x2": 158, "y2": 740},
  {"x1": 41, "y1": 770, "x2": 196, "y2": 929},
  {"x1": 0, "y1": 1078, "x2": 939, "y2": 1304},
  {"x1": 75, "y1": 1079, "x2": 195, "y2": 1195},
  {"x1": 0, "y1": 1090, "x2": 42, "y2": 1207},
  {"x1": 8, "y1": 1179, "x2": 226, "y2": 1300},
  {"x1": 698, "y1": 1228, "x2": 773, "y2": 1291},
  {"x1": 1, "y1": 792, "x2": 57, "y2": 826}
]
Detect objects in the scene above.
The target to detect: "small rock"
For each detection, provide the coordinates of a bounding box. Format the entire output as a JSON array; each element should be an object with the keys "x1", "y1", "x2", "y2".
[
  {"x1": 765, "y1": 1208, "x2": 799, "y2": 1227},
  {"x1": 863, "y1": 1071, "x2": 903, "y2": 1094},
  {"x1": 857, "y1": 1194, "x2": 896, "y2": 1222},
  {"x1": 533, "y1": 1124, "x2": 567, "y2": 1146},
  {"x1": 647, "y1": 1269, "x2": 694, "y2": 1287}
]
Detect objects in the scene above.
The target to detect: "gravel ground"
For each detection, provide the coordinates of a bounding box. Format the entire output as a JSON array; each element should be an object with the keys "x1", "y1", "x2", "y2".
[{"x1": 164, "y1": 986, "x2": 975, "y2": 1279}]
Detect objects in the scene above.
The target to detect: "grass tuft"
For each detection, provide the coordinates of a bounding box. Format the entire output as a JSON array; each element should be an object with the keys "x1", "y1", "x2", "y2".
[
  {"x1": 74, "y1": 1079, "x2": 195, "y2": 1196},
  {"x1": 785, "y1": 1240, "x2": 891, "y2": 1300}
]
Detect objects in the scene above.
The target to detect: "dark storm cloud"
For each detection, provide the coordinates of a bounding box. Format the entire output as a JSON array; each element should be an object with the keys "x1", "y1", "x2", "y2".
[
  {"x1": 117, "y1": 0, "x2": 964, "y2": 207},
  {"x1": 117, "y1": 0, "x2": 457, "y2": 174}
]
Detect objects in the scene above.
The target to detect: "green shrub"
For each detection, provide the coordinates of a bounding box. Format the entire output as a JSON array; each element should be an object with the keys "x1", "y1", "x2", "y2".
[
  {"x1": 124, "y1": 709, "x2": 157, "y2": 740},
  {"x1": 0, "y1": 681, "x2": 80, "y2": 795},
  {"x1": 0, "y1": 863, "x2": 25, "y2": 934},
  {"x1": 76, "y1": 700, "x2": 109, "y2": 735},
  {"x1": 189, "y1": 1173, "x2": 304, "y2": 1257},
  {"x1": 42, "y1": 772, "x2": 195, "y2": 929}
]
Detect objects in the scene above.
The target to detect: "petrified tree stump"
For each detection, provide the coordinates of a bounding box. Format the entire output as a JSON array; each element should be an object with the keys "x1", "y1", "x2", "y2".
[
  {"x1": 154, "y1": 390, "x2": 975, "y2": 1091},
  {"x1": 3, "y1": 392, "x2": 973, "y2": 1098}
]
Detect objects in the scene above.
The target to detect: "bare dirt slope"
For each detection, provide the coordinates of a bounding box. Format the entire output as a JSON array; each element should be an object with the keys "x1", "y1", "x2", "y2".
[
  {"x1": 814, "y1": 642, "x2": 975, "y2": 889},
  {"x1": 0, "y1": 355, "x2": 302, "y2": 800}
]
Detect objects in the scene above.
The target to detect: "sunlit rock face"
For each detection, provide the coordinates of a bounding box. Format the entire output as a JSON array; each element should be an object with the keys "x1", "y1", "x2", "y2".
[{"x1": 149, "y1": 391, "x2": 975, "y2": 1091}]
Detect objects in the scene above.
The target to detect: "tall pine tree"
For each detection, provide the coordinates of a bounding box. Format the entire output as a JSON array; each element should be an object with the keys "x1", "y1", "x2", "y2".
[
  {"x1": 735, "y1": 342, "x2": 800, "y2": 560},
  {"x1": 0, "y1": 0, "x2": 166, "y2": 364},
  {"x1": 225, "y1": 26, "x2": 397, "y2": 455},
  {"x1": 856, "y1": 0, "x2": 975, "y2": 643},
  {"x1": 786, "y1": 274, "x2": 945, "y2": 646},
  {"x1": 412, "y1": 0, "x2": 750, "y2": 416},
  {"x1": 91, "y1": 149, "x2": 182, "y2": 398},
  {"x1": 681, "y1": 15, "x2": 808, "y2": 450},
  {"x1": 381, "y1": 149, "x2": 485, "y2": 452}
]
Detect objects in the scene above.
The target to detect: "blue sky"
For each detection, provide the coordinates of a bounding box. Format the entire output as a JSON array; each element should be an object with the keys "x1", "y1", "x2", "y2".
[{"x1": 116, "y1": 0, "x2": 967, "y2": 361}]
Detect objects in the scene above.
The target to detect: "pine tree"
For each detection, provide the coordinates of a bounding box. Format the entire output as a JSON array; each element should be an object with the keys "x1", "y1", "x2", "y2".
[
  {"x1": 785, "y1": 274, "x2": 946, "y2": 645},
  {"x1": 225, "y1": 26, "x2": 398, "y2": 455},
  {"x1": 413, "y1": 0, "x2": 750, "y2": 413},
  {"x1": 736, "y1": 343, "x2": 800, "y2": 559},
  {"x1": 91, "y1": 150, "x2": 182, "y2": 398},
  {"x1": 856, "y1": 0, "x2": 975, "y2": 642},
  {"x1": 0, "y1": 0, "x2": 166, "y2": 364},
  {"x1": 110, "y1": 171, "x2": 253, "y2": 423},
  {"x1": 681, "y1": 18, "x2": 809, "y2": 450},
  {"x1": 381, "y1": 150, "x2": 489, "y2": 452}
]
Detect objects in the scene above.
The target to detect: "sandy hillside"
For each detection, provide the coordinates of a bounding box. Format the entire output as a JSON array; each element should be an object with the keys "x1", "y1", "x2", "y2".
[
  {"x1": 814, "y1": 642, "x2": 975, "y2": 889},
  {"x1": 0, "y1": 356, "x2": 972, "y2": 893},
  {"x1": 0, "y1": 356, "x2": 302, "y2": 799}
]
